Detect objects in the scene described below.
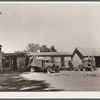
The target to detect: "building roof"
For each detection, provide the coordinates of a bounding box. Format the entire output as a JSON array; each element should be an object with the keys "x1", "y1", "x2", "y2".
[
  {"x1": 75, "y1": 47, "x2": 100, "y2": 57},
  {"x1": 4, "y1": 53, "x2": 27, "y2": 57},
  {"x1": 29, "y1": 52, "x2": 72, "y2": 57}
]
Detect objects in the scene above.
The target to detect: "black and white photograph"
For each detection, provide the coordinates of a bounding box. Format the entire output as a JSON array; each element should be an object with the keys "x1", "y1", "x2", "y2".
[{"x1": 0, "y1": 1, "x2": 100, "y2": 98}]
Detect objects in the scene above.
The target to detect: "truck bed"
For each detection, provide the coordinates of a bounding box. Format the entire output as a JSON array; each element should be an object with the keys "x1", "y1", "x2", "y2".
[{"x1": 30, "y1": 59, "x2": 42, "y2": 67}]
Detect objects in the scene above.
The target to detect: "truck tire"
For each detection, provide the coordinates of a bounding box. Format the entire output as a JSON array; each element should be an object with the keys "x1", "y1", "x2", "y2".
[
  {"x1": 46, "y1": 67, "x2": 52, "y2": 74},
  {"x1": 81, "y1": 68, "x2": 85, "y2": 71},
  {"x1": 83, "y1": 68, "x2": 86, "y2": 71},
  {"x1": 30, "y1": 67, "x2": 35, "y2": 72},
  {"x1": 80, "y1": 68, "x2": 83, "y2": 71}
]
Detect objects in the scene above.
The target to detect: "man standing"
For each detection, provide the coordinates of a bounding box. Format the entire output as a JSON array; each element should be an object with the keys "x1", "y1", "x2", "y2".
[{"x1": 68, "y1": 60, "x2": 73, "y2": 71}]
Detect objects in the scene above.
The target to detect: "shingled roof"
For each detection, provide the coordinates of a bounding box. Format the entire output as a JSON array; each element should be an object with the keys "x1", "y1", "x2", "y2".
[
  {"x1": 74, "y1": 47, "x2": 100, "y2": 57},
  {"x1": 29, "y1": 52, "x2": 72, "y2": 57}
]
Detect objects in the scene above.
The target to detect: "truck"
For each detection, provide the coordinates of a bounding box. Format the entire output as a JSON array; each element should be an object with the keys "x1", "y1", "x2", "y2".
[
  {"x1": 27, "y1": 57, "x2": 60, "y2": 73},
  {"x1": 78, "y1": 57, "x2": 96, "y2": 71}
]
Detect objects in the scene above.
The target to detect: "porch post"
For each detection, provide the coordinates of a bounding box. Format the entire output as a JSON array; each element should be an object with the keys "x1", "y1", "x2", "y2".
[{"x1": 61, "y1": 57, "x2": 65, "y2": 67}]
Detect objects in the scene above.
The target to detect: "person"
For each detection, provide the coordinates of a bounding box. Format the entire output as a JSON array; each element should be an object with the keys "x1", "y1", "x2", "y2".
[
  {"x1": 88, "y1": 57, "x2": 91, "y2": 67},
  {"x1": 68, "y1": 60, "x2": 73, "y2": 71},
  {"x1": 90, "y1": 56, "x2": 97, "y2": 70}
]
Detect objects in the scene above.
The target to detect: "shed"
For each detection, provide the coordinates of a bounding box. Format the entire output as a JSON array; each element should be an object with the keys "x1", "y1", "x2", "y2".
[
  {"x1": 72, "y1": 47, "x2": 100, "y2": 68},
  {"x1": 3, "y1": 53, "x2": 27, "y2": 72}
]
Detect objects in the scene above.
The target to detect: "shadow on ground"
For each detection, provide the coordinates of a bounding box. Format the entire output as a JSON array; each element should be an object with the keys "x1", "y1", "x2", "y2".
[
  {"x1": 0, "y1": 72, "x2": 64, "y2": 91},
  {"x1": 86, "y1": 73, "x2": 100, "y2": 77}
]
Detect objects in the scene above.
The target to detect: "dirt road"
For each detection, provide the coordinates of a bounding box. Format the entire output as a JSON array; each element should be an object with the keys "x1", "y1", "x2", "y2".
[{"x1": 0, "y1": 69, "x2": 100, "y2": 91}]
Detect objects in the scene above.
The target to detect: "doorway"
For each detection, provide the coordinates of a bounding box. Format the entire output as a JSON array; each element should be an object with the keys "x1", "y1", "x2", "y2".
[{"x1": 95, "y1": 57, "x2": 100, "y2": 67}]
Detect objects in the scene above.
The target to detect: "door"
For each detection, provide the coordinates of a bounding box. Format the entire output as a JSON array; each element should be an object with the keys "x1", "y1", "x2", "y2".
[
  {"x1": 95, "y1": 57, "x2": 100, "y2": 67},
  {"x1": 12, "y1": 58, "x2": 17, "y2": 71}
]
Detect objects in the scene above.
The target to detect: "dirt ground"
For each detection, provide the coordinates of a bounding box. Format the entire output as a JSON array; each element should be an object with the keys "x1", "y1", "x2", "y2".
[{"x1": 0, "y1": 68, "x2": 100, "y2": 91}]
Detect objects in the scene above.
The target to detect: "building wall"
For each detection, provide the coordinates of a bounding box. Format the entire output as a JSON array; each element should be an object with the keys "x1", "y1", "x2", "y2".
[
  {"x1": 0, "y1": 52, "x2": 3, "y2": 72},
  {"x1": 72, "y1": 53, "x2": 82, "y2": 68}
]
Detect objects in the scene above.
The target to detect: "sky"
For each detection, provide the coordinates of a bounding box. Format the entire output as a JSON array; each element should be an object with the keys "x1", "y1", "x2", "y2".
[{"x1": 0, "y1": 2, "x2": 100, "y2": 53}]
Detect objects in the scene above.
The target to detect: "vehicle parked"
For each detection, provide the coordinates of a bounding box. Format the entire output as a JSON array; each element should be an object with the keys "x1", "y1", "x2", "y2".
[
  {"x1": 78, "y1": 56, "x2": 96, "y2": 71},
  {"x1": 27, "y1": 57, "x2": 60, "y2": 73}
]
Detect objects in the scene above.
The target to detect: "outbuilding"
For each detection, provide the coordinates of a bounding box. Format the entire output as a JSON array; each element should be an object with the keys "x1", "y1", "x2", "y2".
[
  {"x1": 3, "y1": 53, "x2": 28, "y2": 72},
  {"x1": 72, "y1": 47, "x2": 100, "y2": 68}
]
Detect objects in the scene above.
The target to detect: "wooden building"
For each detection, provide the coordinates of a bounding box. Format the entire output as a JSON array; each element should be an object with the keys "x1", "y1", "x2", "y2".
[
  {"x1": 0, "y1": 45, "x2": 4, "y2": 72},
  {"x1": 2, "y1": 53, "x2": 27, "y2": 72},
  {"x1": 72, "y1": 47, "x2": 100, "y2": 68}
]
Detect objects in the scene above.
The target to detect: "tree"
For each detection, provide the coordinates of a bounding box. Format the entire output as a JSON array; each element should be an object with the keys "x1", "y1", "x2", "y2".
[
  {"x1": 25, "y1": 43, "x2": 40, "y2": 53},
  {"x1": 14, "y1": 50, "x2": 24, "y2": 54},
  {"x1": 50, "y1": 45, "x2": 57, "y2": 52},
  {"x1": 40, "y1": 45, "x2": 50, "y2": 52}
]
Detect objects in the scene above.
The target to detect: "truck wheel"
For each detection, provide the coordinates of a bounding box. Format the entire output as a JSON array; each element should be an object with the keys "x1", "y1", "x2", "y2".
[
  {"x1": 81, "y1": 68, "x2": 85, "y2": 71},
  {"x1": 83, "y1": 68, "x2": 86, "y2": 71},
  {"x1": 46, "y1": 67, "x2": 52, "y2": 74},
  {"x1": 81, "y1": 68, "x2": 83, "y2": 71},
  {"x1": 30, "y1": 67, "x2": 35, "y2": 72}
]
